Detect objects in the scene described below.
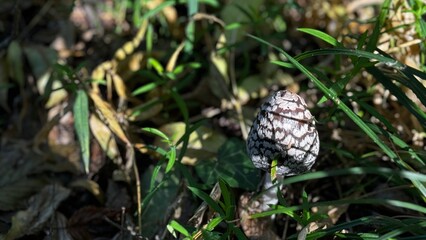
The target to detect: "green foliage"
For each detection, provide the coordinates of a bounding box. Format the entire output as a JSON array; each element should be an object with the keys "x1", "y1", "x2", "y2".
[
  {"x1": 182, "y1": 179, "x2": 247, "y2": 239},
  {"x1": 73, "y1": 90, "x2": 90, "y2": 173},
  {"x1": 195, "y1": 139, "x2": 261, "y2": 190}
]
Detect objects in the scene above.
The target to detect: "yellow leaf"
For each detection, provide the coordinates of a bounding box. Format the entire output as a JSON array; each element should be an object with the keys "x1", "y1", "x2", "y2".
[
  {"x1": 90, "y1": 114, "x2": 122, "y2": 164},
  {"x1": 166, "y1": 42, "x2": 185, "y2": 72},
  {"x1": 89, "y1": 91, "x2": 130, "y2": 145},
  {"x1": 111, "y1": 72, "x2": 128, "y2": 99}
]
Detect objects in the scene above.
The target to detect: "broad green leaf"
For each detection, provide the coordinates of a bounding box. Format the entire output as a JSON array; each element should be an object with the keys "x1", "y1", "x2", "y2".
[
  {"x1": 141, "y1": 167, "x2": 181, "y2": 238},
  {"x1": 195, "y1": 138, "x2": 261, "y2": 191},
  {"x1": 73, "y1": 90, "x2": 90, "y2": 173}
]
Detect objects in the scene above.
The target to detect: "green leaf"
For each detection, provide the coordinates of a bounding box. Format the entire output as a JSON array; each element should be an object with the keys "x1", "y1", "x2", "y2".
[
  {"x1": 294, "y1": 48, "x2": 404, "y2": 69},
  {"x1": 185, "y1": 0, "x2": 198, "y2": 52},
  {"x1": 165, "y1": 145, "x2": 177, "y2": 173},
  {"x1": 73, "y1": 90, "x2": 90, "y2": 173},
  {"x1": 141, "y1": 169, "x2": 181, "y2": 238},
  {"x1": 205, "y1": 216, "x2": 224, "y2": 231},
  {"x1": 142, "y1": 127, "x2": 171, "y2": 142},
  {"x1": 147, "y1": 58, "x2": 164, "y2": 74},
  {"x1": 132, "y1": 82, "x2": 160, "y2": 96},
  {"x1": 297, "y1": 28, "x2": 340, "y2": 46},
  {"x1": 168, "y1": 220, "x2": 191, "y2": 237},
  {"x1": 218, "y1": 178, "x2": 233, "y2": 218},
  {"x1": 141, "y1": 1, "x2": 175, "y2": 20},
  {"x1": 367, "y1": 67, "x2": 426, "y2": 128},
  {"x1": 195, "y1": 138, "x2": 261, "y2": 191},
  {"x1": 171, "y1": 88, "x2": 189, "y2": 122}
]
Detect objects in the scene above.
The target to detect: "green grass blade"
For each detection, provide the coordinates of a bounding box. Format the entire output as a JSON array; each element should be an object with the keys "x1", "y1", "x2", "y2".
[
  {"x1": 365, "y1": 122, "x2": 426, "y2": 166},
  {"x1": 142, "y1": 127, "x2": 170, "y2": 142},
  {"x1": 168, "y1": 220, "x2": 191, "y2": 237},
  {"x1": 73, "y1": 89, "x2": 90, "y2": 173},
  {"x1": 218, "y1": 178, "x2": 232, "y2": 218},
  {"x1": 185, "y1": 0, "x2": 198, "y2": 52},
  {"x1": 365, "y1": 0, "x2": 391, "y2": 51},
  {"x1": 171, "y1": 88, "x2": 189, "y2": 123},
  {"x1": 274, "y1": 167, "x2": 426, "y2": 186},
  {"x1": 253, "y1": 198, "x2": 426, "y2": 219},
  {"x1": 294, "y1": 48, "x2": 404, "y2": 69},
  {"x1": 398, "y1": 68, "x2": 426, "y2": 107},
  {"x1": 297, "y1": 28, "x2": 340, "y2": 46},
  {"x1": 141, "y1": 1, "x2": 175, "y2": 20},
  {"x1": 132, "y1": 82, "x2": 160, "y2": 96},
  {"x1": 165, "y1": 145, "x2": 176, "y2": 173},
  {"x1": 367, "y1": 67, "x2": 426, "y2": 128}
]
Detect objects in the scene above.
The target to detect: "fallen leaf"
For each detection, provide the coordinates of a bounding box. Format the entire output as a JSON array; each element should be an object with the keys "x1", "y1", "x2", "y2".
[
  {"x1": 89, "y1": 90, "x2": 130, "y2": 145},
  {"x1": 90, "y1": 114, "x2": 122, "y2": 164},
  {"x1": 4, "y1": 184, "x2": 70, "y2": 239}
]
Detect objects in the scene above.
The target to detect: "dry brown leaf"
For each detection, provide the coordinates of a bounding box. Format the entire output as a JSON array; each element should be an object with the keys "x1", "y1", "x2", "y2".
[
  {"x1": 166, "y1": 42, "x2": 185, "y2": 72},
  {"x1": 111, "y1": 72, "x2": 128, "y2": 99},
  {"x1": 89, "y1": 90, "x2": 130, "y2": 145},
  {"x1": 4, "y1": 184, "x2": 70, "y2": 239},
  {"x1": 90, "y1": 114, "x2": 122, "y2": 164}
]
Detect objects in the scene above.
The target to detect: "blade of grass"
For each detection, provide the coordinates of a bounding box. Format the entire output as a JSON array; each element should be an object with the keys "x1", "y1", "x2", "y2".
[
  {"x1": 367, "y1": 67, "x2": 426, "y2": 128},
  {"x1": 294, "y1": 48, "x2": 404, "y2": 69},
  {"x1": 132, "y1": 82, "x2": 160, "y2": 96},
  {"x1": 275, "y1": 167, "x2": 426, "y2": 186},
  {"x1": 142, "y1": 127, "x2": 170, "y2": 142},
  {"x1": 297, "y1": 28, "x2": 341, "y2": 47},
  {"x1": 252, "y1": 198, "x2": 426, "y2": 219},
  {"x1": 168, "y1": 220, "x2": 191, "y2": 238},
  {"x1": 73, "y1": 89, "x2": 90, "y2": 173},
  {"x1": 165, "y1": 145, "x2": 176, "y2": 173},
  {"x1": 365, "y1": 0, "x2": 391, "y2": 51},
  {"x1": 185, "y1": 0, "x2": 198, "y2": 52},
  {"x1": 141, "y1": 1, "x2": 175, "y2": 20}
]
